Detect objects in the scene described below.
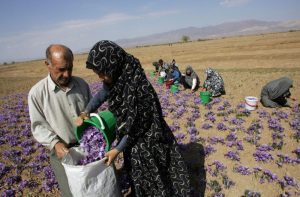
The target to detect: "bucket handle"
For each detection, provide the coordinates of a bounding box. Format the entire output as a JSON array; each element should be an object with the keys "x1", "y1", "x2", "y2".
[
  {"x1": 90, "y1": 113, "x2": 105, "y2": 130},
  {"x1": 245, "y1": 102, "x2": 257, "y2": 107}
]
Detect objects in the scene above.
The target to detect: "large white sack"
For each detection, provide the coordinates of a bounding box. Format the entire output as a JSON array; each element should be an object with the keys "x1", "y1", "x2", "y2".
[{"x1": 62, "y1": 147, "x2": 122, "y2": 197}]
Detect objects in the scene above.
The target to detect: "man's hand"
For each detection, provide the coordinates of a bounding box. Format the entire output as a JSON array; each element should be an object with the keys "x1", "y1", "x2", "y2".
[
  {"x1": 54, "y1": 142, "x2": 69, "y2": 159},
  {"x1": 74, "y1": 116, "x2": 84, "y2": 126},
  {"x1": 105, "y1": 149, "x2": 120, "y2": 166}
]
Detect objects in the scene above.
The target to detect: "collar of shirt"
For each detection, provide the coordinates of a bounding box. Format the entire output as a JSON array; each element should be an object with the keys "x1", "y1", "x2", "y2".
[{"x1": 47, "y1": 74, "x2": 74, "y2": 93}]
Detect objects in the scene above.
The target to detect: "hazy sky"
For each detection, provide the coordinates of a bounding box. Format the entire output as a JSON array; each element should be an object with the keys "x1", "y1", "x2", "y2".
[{"x1": 0, "y1": 0, "x2": 299, "y2": 63}]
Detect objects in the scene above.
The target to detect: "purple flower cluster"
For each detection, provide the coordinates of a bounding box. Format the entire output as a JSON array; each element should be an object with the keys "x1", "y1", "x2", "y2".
[
  {"x1": 175, "y1": 133, "x2": 186, "y2": 143},
  {"x1": 42, "y1": 166, "x2": 58, "y2": 192},
  {"x1": 243, "y1": 189, "x2": 261, "y2": 197},
  {"x1": 260, "y1": 169, "x2": 278, "y2": 183},
  {"x1": 205, "y1": 111, "x2": 216, "y2": 123},
  {"x1": 236, "y1": 103, "x2": 245, "y2": 109},
  {"x1": 234, "y1": 165, "x2": 252, "y2": 175},
  {"x1": 217, "y1": 122, "x2": 227, "y2": 131},
  {"x1": 0, "y1": 163, "x2": 10, "y2": 179},
  {"x1": 78, "y1": 126, "x2": 106, "y2": 165},
  {"x1": 256, "y1": 144, "x2": 273, "y2": 151},
  {"x1": 224, "y1": 150, "x2": 240, "y2": 161},
  {"x1": 230, "y1": 117, "x2": 245, "y2": 126},
  {"x1": 208, "y1": 137, "x2": 225, "y2": 145},
  {"x1": 204, "y1": 144, "x2": 216, "y2": 157},
  {"x1": 292, "y1": 147, "x2": 300, "y2": 159},
  {"x1": 272, "y1": 110, "x2": 289, "y2": 119},
  {"x1": 227, "y1": 140, "x2": 243, "y2": 150},
  {"x1": 253, "y1": 151, "x2": 274, "y2": 162},
  {"x1": 268, "y1": 118, "x2": 284, "y2": 132},
  {"x1": 276, "y1": 153, "x2": 299, "y2": 167},
  {"x1": 207, "y1": 160, "x2": 226, "y2": 177},
  {"x1": 169, "y1": 121, "x2": 181, "y2": 132},
  {"x1": 278, "y1": 175, "x2": 298, "y2": 188},
  {"x1": 173, "y1": 106, "x2": 186, "y2": 119},
  {"x1": 236, "y1": 109, "x2": 251, "y2": 117},
  {"x1": 290, "y1": 117, "x2": 300, "y2": 141},
  {"x1": 257, "y1": 109, "x2": 270, "y2": 118},
  {"x1": 222, "y1": 175, "x2": 235, "y2": 189},
  {"x1": 202, "y1": 123, "x2": 213, "y2": 130}
]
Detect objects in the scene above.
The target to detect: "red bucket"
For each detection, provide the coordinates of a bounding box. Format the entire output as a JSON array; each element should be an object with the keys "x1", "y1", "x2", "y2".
[{"x1": 165, "y1": 80, "x2": 173, "y2": 89}]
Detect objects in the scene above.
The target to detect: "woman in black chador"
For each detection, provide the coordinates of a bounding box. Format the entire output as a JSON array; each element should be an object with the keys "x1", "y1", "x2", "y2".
[{"x1": 82, "y1": 40, "x2": 191, "y2": 196}]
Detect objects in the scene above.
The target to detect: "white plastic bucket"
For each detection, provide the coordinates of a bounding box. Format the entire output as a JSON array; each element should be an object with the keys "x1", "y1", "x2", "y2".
[
  {"x1": 160, "y1": 71, "x2": 166, "y2": 78},
  {"x1": 245, "y1": 96, "x2": 258, "y2": 111}
]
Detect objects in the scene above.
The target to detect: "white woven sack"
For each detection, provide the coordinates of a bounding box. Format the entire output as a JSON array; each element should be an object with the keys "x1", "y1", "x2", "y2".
[{"x1": 62, "y1": 147, "x2": 121, "y2": 197}]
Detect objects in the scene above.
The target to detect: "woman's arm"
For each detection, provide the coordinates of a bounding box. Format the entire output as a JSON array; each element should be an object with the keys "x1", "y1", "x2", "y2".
[{"x1": 75, "y1": 83, "x2": 109, "y2": 126}]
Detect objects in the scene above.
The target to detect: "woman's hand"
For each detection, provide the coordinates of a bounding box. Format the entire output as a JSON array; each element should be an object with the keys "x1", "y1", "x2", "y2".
[
  {"x1": 74, "y1": 112, "x2": 90, "y2": 126},
  {"x1": 105, "y1": 149, "x2": 120, "y2": 166}
]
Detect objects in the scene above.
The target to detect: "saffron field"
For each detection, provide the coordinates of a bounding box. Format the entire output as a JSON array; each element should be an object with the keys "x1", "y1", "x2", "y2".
[{"x1": 0, "y1": 75, "x2": 299, "y2": 196}]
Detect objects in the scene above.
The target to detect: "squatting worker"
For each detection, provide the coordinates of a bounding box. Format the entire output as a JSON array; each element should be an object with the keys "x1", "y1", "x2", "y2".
[
  {"x1": 181, "y1": 65, "x2": 200, "y2": 93},
  {"x1": 260, "y1": 76, "x2": 293, "y2": 108},
  {"x1": 76, "y1": 40, "x2": 191, "y2": 196},
  {"x1": 28, "y1": 44, "x2": 92, "y2": 197}
]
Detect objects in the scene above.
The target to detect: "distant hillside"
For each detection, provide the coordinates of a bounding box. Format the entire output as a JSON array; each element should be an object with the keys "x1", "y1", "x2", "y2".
[{"x1": 114, "y1": 19, "x2": 300, "y2": 48}]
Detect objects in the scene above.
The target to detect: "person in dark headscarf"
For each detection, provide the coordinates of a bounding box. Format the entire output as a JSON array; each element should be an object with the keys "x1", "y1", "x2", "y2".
[
  {"x1": 260, "y1": 77, "x2": 293, "y2": 108},
  {"x1": 203, "y1": 68, "x2": 225, "y2": 97},
  {"x1": 152, "y1": 59, "x2": 163, "y2": 74},
  {"x1": 180, "y1": 65, "x2": 200, "y2": 93},
  {"x1": 76, "y1": 40, "x2": 191, "y2": 196}
]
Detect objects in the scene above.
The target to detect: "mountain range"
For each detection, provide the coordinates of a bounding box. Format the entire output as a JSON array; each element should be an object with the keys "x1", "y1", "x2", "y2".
[{"x1": 114, "y1": 19, "x2": 300, "y2": 48}]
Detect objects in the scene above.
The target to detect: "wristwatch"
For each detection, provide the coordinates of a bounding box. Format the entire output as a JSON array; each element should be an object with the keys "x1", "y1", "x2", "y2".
[{"x1": 80, "y1": 112, "x2": 90, "y2": 119}]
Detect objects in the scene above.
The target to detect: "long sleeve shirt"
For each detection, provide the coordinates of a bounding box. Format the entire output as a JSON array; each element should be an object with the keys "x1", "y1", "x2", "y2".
[{"x1": 28, "y1": 75, "x2": 91, "y2": 150}]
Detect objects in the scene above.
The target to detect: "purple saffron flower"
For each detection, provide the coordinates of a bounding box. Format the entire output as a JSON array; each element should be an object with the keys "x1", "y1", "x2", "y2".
[
  {"x1": 217, "y1": 123, "x2": 227, "y2": 131},
  {"x1": 253, "y1": 151, "x2": 274, "y2": 162},
  {"x1": 256, "y1": 144, "x2": 273, "y2": 152},
  {"x1": 236, "y1": 103, "x2": 245, "y2": 109},
  {"x1": 224, "y1": 150, "x2": 240, "y2": 161},
  {"x1": 1, "y1": 189, "x2": 16, "y2": 196},
  {"x1": 234, "y1": 165, "x2": 252, "y2": 175},
  {"x1": 79, "y1": 126, "x2": 106, "y2": 165},
  {"x1": 204, "y1": 145, "x2": 216, "y2": 157},
  {"x1": 187, "y1": 127, "x2": 198, "y2": 135},
  {"x1": 230, "y1": 118, "x2": 245, "y2": 126},
  {"x1": 226, "y1": 132, "x2": 237, "y2": 141},
  {"x1": 272, "y1": 110, "x2": 288, "y2": 119},
  {"x1": 202, "y1": 123, "x2": 213, "y2": 130},
  {"x1": 208, "y1": 137, "x2": 225, "y2": 145},
  {"x1": 0, "y1": 163, "x2": 10, "y2": 178},
  {"x1": 292, "y1": 147, "x2": 300, "y2": 159},
  {"x1": 261, "y1": 169, "x2": 278, "y2": 183}
]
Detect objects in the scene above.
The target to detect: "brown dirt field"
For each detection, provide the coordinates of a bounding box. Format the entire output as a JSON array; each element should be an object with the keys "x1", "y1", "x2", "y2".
[{"x1": 1, "y1": 31, "x2": 300, "y2": 100}]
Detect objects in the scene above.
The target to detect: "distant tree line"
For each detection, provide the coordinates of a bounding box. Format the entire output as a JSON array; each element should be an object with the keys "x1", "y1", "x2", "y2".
[{"x1": 1, "y1": 61, "x2": 15, "y2": 65}]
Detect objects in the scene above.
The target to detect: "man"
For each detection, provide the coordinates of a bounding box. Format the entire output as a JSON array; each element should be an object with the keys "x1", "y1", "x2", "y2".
[{"x1": 28, "y1": 44, "x2": 91, "y2": 196}]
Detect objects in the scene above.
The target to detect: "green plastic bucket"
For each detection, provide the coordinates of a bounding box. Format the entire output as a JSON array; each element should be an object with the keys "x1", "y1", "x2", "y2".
[
  {"x1": 200, "y1": 91, "x2": 211, "y2": 105},
  {"x1": 149, "y1": 71, "x2": 156, "y2": 77},
  {"x1": 158, "y1": 76, "x2": 164, "y2": 85},
  {"x1": 75, "y1": 110, "x2": 116, "y2": 152},
  {"x1": 170, "y1": 84, "x2": 179, "y2": 93}
]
